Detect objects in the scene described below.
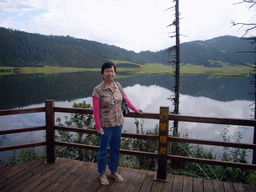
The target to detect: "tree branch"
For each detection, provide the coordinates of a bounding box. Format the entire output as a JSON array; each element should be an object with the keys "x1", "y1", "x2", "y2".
[
  {"x1": 234, "y1": 0, "x2": 256, "y2": 9},
  {"x1": 231, "y1": 20, "x2": 256, "y2": 36}
]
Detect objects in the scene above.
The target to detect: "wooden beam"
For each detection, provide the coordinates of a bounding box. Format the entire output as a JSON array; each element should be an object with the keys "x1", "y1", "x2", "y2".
[
  {"x1": 168, "y1": 136, "x2": 256, "y2": 150},
  {"x1": 168, "y1": 114, "x2": 256, "y2": 126},
  {"x1": 0, "y1": 107, "x2": 45, "y2": 116},
  {"x1": 157, "y1": 107, "x2": 169, "y2": 181},
  {"x1": 167, "y1": 154, "x2": 256, "y2": 170},
  {"x1": 55, "y1": 126, "x2": 159, "y2": 140},
  {"x1": 54, "y1": 107, "x2": 93, "y2": 114},
  {"x1": 46, "y1": 100, "x2": 56, "y2": 163},
  {"x1": 54, "y1": 141, "x2": 99, "y2": 151},
  {"x1": 0, "y1": 126, "x2": 46, "y2": 135},
  {"x1": 0, "y1": 142, "x2": 47, "y2": 151},
  {"x1": 54, "y1": 141, "x2": 158, "y2": 158}
]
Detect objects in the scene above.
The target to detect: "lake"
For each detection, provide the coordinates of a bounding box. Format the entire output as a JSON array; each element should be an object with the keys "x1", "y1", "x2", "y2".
[{"x1": 0, "y1": 71, "x2": 255, "y2": 164}]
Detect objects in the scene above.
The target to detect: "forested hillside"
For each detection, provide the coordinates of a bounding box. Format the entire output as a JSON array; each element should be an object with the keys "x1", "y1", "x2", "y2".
[
  {"x1": 0, "y1": 27, "x2": 255, "y2": 68},
  {"x1": 179, "y1": 36, "x2": 255, "y2": 66}
]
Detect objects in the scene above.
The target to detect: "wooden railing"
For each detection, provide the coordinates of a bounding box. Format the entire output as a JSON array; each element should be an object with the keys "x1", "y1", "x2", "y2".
[{"x1": 0, "y1": 100, "x2": 256, "y2": 181}]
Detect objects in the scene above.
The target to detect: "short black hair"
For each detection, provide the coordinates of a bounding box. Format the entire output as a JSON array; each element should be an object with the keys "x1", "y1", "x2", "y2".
[{"x1": 101, "y1": 61, "x2": 116, "y2": 74}]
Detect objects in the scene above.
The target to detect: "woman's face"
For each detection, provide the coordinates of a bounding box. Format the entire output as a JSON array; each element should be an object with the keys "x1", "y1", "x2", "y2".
[{"x1": 102, "y1": 66, "x2": 116, "y2": 82}]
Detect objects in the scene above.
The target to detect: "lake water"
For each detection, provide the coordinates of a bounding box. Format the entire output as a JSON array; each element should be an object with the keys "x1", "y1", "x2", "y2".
[{"x1": 0, "y1": 72, "x2": 255, "y2": 164}]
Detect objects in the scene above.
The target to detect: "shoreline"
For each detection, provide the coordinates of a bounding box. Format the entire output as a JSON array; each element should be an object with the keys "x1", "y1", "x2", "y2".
[{"x1": 0, "y1": 63, "x2": 252, "y2": 77}]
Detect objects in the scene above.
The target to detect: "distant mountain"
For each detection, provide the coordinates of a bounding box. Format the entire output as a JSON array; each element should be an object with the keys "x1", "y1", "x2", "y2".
[
  {"x1": 179, "y1": 36, "x2": 255, "y2": 66},
  {"x1": 0, "y1": 27, "x2": 255, "y2": 68}
]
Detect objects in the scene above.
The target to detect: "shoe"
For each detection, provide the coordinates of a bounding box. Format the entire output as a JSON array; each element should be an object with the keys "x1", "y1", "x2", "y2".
[
  {"x1": 99, "y1": 177, "x2": 109, "y2": 185},
  {"x1": 109, "y1": 173, "x2": 124, "y2": 182}
]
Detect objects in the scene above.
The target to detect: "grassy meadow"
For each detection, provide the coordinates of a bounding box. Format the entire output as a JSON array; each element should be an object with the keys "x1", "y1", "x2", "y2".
[
  {"x1": 0, "y1": 60, "x2": 253, "y2": 77},
  {"x1": 112, "y1": 60, "x2": 252, "y2": 77}
]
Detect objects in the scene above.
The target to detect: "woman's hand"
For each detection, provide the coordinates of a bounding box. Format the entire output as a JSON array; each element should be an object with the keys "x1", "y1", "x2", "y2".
[
  {"x1": 136, "y1": 109, "x2": 143, "y2": 115},
  {"x1": 97, "y1": 128, "x2": 105, "y2": 135}
]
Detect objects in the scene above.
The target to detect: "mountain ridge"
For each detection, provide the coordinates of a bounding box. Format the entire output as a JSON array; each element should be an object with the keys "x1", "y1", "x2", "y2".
[{"x1": 0, "y1": 27, "x2": 254, "y2": 68}]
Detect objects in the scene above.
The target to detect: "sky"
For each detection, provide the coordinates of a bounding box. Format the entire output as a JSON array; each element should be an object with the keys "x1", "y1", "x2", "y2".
[{"x1": 0, "y1": 0, "x2": 255, "y2": 53}]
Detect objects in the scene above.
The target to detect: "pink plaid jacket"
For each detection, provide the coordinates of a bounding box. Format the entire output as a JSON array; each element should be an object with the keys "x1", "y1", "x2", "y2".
[{"x1": 92, "y1": 81, "x2": 124, "y2": 128}]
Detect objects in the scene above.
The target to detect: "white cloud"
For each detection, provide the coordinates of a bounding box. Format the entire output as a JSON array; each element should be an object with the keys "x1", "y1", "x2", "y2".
[{"x1": 0, "y1": 0, "x2": 255, "y2": 52}]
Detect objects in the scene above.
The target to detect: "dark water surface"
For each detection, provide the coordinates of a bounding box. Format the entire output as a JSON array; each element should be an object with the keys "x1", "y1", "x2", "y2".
[
  {"x1": 0, "y1": 72, "x2": 254, "y2": 164},
  {"x1": 0, "y1": 72, "x2": 253, "y2": 110}
]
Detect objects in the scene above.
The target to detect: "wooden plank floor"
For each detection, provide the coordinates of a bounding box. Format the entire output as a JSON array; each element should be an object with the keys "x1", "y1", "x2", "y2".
[{"x1": 0, "y1": 158, "x2": 255, "y2": 192}]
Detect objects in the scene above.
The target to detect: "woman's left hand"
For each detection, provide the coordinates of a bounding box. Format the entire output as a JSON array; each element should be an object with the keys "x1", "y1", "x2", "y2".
[
  {"x1": 97, "y1": 128, "x2": 105, "y2": 135},
  {"x1": 136, "y1": 109, "x2": 143, "y2": 115}
]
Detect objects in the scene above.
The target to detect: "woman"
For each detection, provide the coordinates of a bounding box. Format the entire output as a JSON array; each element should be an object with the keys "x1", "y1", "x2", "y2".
[{"x1": 92, "y1": 62, "x2": 143, "y2": 185}]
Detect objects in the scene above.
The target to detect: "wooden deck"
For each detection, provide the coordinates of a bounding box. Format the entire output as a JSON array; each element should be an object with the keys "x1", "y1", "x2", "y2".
[{"x1": 0, "y1": 158, "x2": 255, "y2": 192}]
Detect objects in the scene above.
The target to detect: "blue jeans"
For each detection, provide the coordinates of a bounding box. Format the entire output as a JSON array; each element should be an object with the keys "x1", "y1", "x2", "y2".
[{"x1": 98, "y1": 124, "x2": 123, "y2": 174}]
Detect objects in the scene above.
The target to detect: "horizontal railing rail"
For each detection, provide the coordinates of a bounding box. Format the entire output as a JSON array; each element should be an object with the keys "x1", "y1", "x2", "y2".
[
  {"x1": 55, "y1": 125, "x2": 159, "y2": 140},
  {"x1": 55, "y1": 126, "x2": 256, "y2": 150},
  {"x1": 0, "y1": 107, "x2": 45, "y2": 116},
  {"x1": 0, "y1": 142, "x2": 47, "y2": 152},
  {"x1": 168, "y1": 136, "x2": 256, "y2": 150},
  {"x1": 0, "y1": 100, "x2": 256, "y2": 181},
  {"x1": 0, "y1": 126, "x2": 46, "y2": 135},
  {"x1": 0, "y1": 107, "x2": 47, "y2": 152},
  {"x1": 168, "y1": 113, "x2": 256, "y2": 126},
  {"x1": 166, "y1": 154, "x2": 254, "y2": 170}
]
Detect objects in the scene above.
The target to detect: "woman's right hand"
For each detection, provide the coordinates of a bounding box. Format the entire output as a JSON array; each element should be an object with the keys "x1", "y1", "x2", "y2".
[{"x1": 97, "y1": 128, "x2": 105, "y2": 135}]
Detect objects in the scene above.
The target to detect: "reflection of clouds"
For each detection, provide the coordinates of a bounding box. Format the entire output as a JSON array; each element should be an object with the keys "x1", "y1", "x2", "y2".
[
  {"x1": 1, "y1": 84, "x2": 254, "y2": 163},
  {"x1": 1, "y1": 114, "x2": 45, "y2": 129},
  {"x1": 180, "y1": 95, "x2": 252, "y2": 118},
  {"x1": 124, "y1": 84, "x2": 252, "y2": 118},
  {"x1": 123, "y1": 84, "x2": 254, "y2": 163},
  {"x1": 124, "y1": 84, "x2": 173, "y2": 112},
  {"x1": 1, "y1": 84, "x2": 253, "y2": 142},
  {"x1": 123, "y1": 84, "x2": 253, "y2": 143}
]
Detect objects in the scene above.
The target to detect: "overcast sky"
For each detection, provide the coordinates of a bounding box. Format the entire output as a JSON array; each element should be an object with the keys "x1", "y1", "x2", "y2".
[{"x1": 0, "y1": 0, "x2": 255, "y2": 53}]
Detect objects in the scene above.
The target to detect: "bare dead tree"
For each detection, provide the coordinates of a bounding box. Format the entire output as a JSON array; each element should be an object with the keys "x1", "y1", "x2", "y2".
[
  {"x1": 232, "y1": 0, "x2": 256, "y2": 164},
  {"x1": 166, "y1": 0, "x2": 180, "y2": 137},
  {"x1": 232, "y1": 0, "x2": 256, "y2": 36},
  {"x1": 173, "y1": 0, "x2": 180, "y2": 137},
  {"x1": 231, "y1": 22, "x2": 256, "y2": 37},
  {"x1": 236, "y1": 38, "x2": 256, "y2": 164}
]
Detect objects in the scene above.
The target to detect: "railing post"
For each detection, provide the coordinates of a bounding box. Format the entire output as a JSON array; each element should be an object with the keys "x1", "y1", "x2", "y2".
[
  {"x1": 45, "y1": 100, "x2": 56, "y2": 163},
  {"x1": 156, "y1": 107, "x2": 169, "y2": 181},
  {"x1": 253, "y1": 125, "x2": 256, "y2": 164}
]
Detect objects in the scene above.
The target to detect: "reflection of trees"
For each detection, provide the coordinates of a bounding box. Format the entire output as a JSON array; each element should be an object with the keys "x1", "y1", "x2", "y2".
[
  {"x1": 0, "y1": 135, "x2": 7, "y2": 146},
  {"x1": 0, "y1": 72, "x2": 253, "y2": 110},
  {"x1": 0, "y1": 72, "x2": 102, "y2": 110},
  {"x1": 0, "y1": 135, "x2": 7, "y2": 165}
]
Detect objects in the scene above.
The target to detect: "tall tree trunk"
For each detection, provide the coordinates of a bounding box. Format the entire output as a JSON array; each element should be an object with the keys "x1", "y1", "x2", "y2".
[
  {"x1": 173, "y1": 0, "x2": 180, "y2": 137},
  {"x1": 253, "y1": 38, "x2": 256, "y2": 164}
]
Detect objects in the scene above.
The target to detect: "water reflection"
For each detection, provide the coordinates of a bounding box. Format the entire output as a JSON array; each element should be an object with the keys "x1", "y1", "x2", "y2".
[
  {"x1": 0, "y1": 72, "x2": 102, "y2": 109},
  {"x1": 123, "y1": 84, "x2": 253, "y2": 141},
  {"x1": 123, "y1": 84, "x2": 254, "y2": 163},
  {"x1": 0, "y1": 74, "x2": 254, "y2": 164},
  {"x1": 2, "y1": 83, "x2": 251, "y2": 142},
  {"x1": 0, "y1": 72, "x2": 253, "y2": 110}
]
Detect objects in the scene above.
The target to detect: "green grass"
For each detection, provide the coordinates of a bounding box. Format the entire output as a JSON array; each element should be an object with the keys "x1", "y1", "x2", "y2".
[
  {"x1": 179, "y1": 63, "x2": 251, "y2": 77},
  {"x1": 111, "y1": 60, "x2": 173, "y2": 74},
  {"x1": 111, "y1": 60, "x2": 252, "y2": 77},
  {"x1": 0, "y1": 66, "x2": 92, "y2": 75},
  {"x1": 0, "y1": 61, "x2": 253, "y2": 77}
]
